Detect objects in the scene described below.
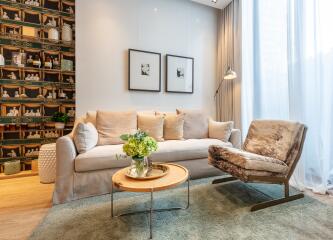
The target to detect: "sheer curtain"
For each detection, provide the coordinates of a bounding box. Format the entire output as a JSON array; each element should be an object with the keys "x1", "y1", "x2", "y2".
[
  {"x1": 242, "y1": 0, "x2": 333, "y2": 194},
  {"x1": 216, "y1": 0, "x2": 242, "y2": 129}
]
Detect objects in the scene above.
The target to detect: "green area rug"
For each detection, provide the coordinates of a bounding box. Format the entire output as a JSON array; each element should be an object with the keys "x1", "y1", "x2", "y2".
[{"x1": 30, "y1": 178, "x2": 333, "y2": 240}]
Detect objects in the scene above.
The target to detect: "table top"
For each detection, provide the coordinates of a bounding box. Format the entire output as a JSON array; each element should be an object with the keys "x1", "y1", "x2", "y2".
[{"x1": 112, "y1": 163, "x2": 189, "y2": 192}]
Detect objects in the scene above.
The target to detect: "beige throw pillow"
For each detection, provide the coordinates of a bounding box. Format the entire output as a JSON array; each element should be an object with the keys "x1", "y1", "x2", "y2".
[
  {"x1": 96, "y1": 111, "x2": 137, "y2": 145},
  {"x1": 176, "y1": 109, "x2": 208, "y2": 139},
  {"x1": 138, "y1": 115, "x2": 164, "y2": 141},
  {"x1": 163, "y1": 114, "x2": 184, "y2": 140},
  {"x1": 85, "y1": 111, "x2": 97, "y2": 127},
  {"x1": 209, "y1": 119, "x2": 234, "y2": 142},
  {"x1": 73, "y1": 122, "x2": 98, "y2": 153}
]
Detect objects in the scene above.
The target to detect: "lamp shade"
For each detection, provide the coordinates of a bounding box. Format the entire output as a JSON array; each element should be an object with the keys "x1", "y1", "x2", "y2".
[{"x1": 224, "y1": 67, "x2": 237, "y2": 80}]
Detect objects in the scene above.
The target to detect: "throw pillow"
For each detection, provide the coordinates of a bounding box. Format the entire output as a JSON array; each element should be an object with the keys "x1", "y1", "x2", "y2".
[
  {"x1": 96, "y1": 110, "x2": 137, "y2": 145},
  {"x1": 208, "y1": 119, "x2": 234, "y2": 142},
  {"x1": 163, "y1": 114, "x2": 185, "y2": 140},
  {"x1": 73, "y1": 122, "x2": 98, "y2": 154},
  {"x1": 138, "y1": 114, "x2": 164, "y2": 141},
  {"x1": 176, "y1": 109, "x2": 209, "y2": 139},
  {"x1": 85, "y1": 111, "x2": 97, "y2": 127}
]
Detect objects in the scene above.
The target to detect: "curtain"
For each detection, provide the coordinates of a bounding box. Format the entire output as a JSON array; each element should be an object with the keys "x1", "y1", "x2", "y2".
[
  {"x1": 216, "y1": 0, "x2": 242, "y2": 129},
  {"x1": 242, "y1": 0, "x2": 333, "y2": 195}
]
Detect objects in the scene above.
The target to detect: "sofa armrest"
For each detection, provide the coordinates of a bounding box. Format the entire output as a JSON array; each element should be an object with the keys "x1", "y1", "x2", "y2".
[
  {"x1": 229, "y1": 129, "x2": 242, "y2": 149},
  {"x1": 53, "y1": 134, "x2": 77, "y2": 204}
]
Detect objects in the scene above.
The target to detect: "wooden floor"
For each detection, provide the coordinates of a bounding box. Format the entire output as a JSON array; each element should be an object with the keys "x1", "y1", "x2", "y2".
[
  {"x1": 0, "y1": 176, "x2": 54, "y2": 240},
  {"x1": 0, "y1": 176, "x2": 333, "y2": 240}
]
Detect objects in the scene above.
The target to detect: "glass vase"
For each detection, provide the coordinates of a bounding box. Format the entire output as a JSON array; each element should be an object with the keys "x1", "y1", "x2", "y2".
[{"x1": 128, "y1": 157, "x2": 149, "y2": 178}]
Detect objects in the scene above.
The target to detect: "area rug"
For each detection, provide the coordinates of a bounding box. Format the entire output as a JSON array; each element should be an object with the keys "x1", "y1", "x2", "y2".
[{"x1": 29, "y1": 178, "x2": 333, "y2": 240}]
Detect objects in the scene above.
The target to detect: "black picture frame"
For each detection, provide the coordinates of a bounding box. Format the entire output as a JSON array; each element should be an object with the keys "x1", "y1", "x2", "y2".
[
  {"x1": 128, "y1": 49, "x2": 161, "y2": 92},
  {"x1": 166, "y1": 54, "x2": 194, "y2": 94}
]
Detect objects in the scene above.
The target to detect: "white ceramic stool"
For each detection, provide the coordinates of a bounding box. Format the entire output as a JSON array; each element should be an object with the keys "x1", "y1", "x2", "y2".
[{"x1": 38, "y1": 143, "x2": 56, "y2": 183}]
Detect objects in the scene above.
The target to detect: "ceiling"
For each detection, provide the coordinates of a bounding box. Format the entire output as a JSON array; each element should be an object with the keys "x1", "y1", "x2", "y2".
[{"x1": 191, "y1": 0, "x2": 232, "y2": 9}]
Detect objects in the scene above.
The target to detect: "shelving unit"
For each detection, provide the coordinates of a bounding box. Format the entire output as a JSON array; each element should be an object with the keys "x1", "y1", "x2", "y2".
[{"x1": 0, "y1": 0, "x2": 75, "y2": 177}]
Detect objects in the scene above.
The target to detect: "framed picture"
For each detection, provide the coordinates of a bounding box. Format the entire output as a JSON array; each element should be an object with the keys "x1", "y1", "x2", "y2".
[
  {"x1": 128, "y1": 49, "x2": 161, "y2": 92},
  {"x1": 166, "y1": 54, "x2": 194, "y2": 94}
]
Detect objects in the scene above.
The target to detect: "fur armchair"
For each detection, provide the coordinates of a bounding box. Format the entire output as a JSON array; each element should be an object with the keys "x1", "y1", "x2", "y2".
[{"x1": 208, "y1": 120, "x2": 307, "y2": 211}]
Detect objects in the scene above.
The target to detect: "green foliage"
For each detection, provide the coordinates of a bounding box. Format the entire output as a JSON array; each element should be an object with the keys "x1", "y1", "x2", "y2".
[
  {"x1": 121, "y1": 130, "x2": 158, "y2": 158},
  {"x1": 51, "y1": 112, "x2": 69, "y2": 123}
]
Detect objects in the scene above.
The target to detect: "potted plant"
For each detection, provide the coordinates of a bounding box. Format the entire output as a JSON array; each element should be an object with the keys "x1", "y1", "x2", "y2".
[
  {"x1": 120, "y1": 130, "x2": 158, "y2": 178},
  {"x1": 52, "y1": 112, "x2": 69, "y2": 129}
]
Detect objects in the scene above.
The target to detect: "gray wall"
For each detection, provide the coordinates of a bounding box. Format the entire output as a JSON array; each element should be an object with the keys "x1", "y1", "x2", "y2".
[{"x1": 76, "y1": 0, "x2": 218, "y2": 117}]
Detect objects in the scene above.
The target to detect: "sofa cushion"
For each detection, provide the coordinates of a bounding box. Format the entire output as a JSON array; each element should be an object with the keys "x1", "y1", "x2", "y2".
[
  {"x1": 73, "y1": 122, "x2": 98, "y2": 154},
  {"x1": 163, "y1": 114, "x2": 184, "y2": 140},
  {"x1": 209, "y1": 119, "x2": 234, "y2": 142},
  {"x1": 208, "y1": 145, "x2": 288, "y2": 174},
  {"x1": 75, "y1": 145, "x2": 131, "y2": 172},
  {"x1": 243, "y1": 120, "x2": 304, "y2": 162},
  {"x1": 75, "y1": 139, "x2": 232, "y2": 172},
  {"x1": 96, "y1": 110, "x2": 137, "y2": 145},
  {"x1": 85, "y1": 111, "x2": 97, "y2": 127},
  {"x1": 138, "y1": 114, "x2": 164, "y2": 141},
  {"x1": 149, "y1": 139, "x2": 232, "y2": 163},
  {"x1": 176, "y1": 109, "x2": 209, "y2": 139}
]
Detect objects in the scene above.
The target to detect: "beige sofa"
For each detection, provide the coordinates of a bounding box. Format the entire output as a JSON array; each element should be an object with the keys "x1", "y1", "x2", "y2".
[{"x1": 53, "y1": 112, "x2": 241, "y2": 204}]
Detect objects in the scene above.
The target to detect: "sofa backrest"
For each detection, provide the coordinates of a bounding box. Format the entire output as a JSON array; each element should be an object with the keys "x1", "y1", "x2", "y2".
[{"x1": 243, "y1": 120, "x2": 305, "y2": 165}]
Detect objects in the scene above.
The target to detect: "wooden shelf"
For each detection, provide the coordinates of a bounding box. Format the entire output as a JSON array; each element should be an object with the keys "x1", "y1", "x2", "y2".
[
  {"x1": 0, "y1": 79, "x2": 75, "y2": 88},
  {"x1": 0, "y1": 170, "x2": 38, "y2": 180},
  {"x1": 0, "y1": 97, "x2": 75, "y2": 104},
  {"x1": 0, "y1": 34, "x2": 75, "y2": 53}
]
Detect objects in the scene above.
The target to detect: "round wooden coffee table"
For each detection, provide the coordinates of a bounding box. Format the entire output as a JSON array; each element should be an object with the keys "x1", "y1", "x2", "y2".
[{"x1": 111, "y1": 163, "x2": 190, "y2": 239}]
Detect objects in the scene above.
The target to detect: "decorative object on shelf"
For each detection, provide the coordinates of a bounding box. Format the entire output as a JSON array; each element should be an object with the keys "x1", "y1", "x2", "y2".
[
  {"x1": 26, "y1": 55, "x2": 34, "y2": 67},
  {"x1": 6, "y1": 107, "x2": 19, "y2": 116},
  {"x1": 25, "y1": 148, "x2": 39, "y2": 157},
  {"x1": 67, "y1": 107, "x2": 75, "y2": 117},
  {"x1": 166, "y1": 54, "x2": 194, "y2": 94},
  {"x1": 66, "y1": 76, "x2": 74, "y2": 84},
  {"x1": 33, "y1": 55, "x2": 41, "y2": 68},
  {"x1": 12, "y1": 52, "x2": 26, "y2": 67},
  {"x1": 128, "y1": 49, "x2": 161, "y2": 92},
  {"x1": 48, "y1": 27, "x2": 59, "y2": 42},
  {"x1": 44, "y1": 56, "x2": 53, "y2": 69},
  {"x1": 118, "y1": 130, "x2": 158, "y2": 178},
  {"x1": 0, "y1": 54, "x2": 4, "y2": 66},
  {"x1": 4, "y1": 160, "x2": 21, "y2": 175},
  {"x1": 7, "y1": 150, "x2": 17, "y2": 158},
  {"x1": 14, "y1": 91, "x2": 20, "y2": 98},
  {"x1": 22, "y1": 26, "x2": 38, "y2": 38},
  {"x1": 67, "y1": 6, "x2": 74, "y2": 15},
  {"x1": 61, "y1": 59, "x2": 73, "y2": 71},
  {"x1": 52, "y1": 111, "x2": 69, "y2": 129},
  {"x1": 20, "y1": 93, "x2": 28, "y2": 98},
  {"x1": 53, "y1": 57, "x2": 60, "y2": 69},
  {"x1": 25, "y1": 0, "x2": 39, "y2": 6},
  {"x1": 61, "y1": 23, "x2": 72, "y2": 43},
  {"x1": 7, "y1": 72, "x2": 17, "y2": 80},
  {"x1": 2, "y1": 12, "x2": 9, "y2": 19},
  {"x1": 14, "y1": 13, "x2": 21, "y2": 21},
  {"x1": 2, "y1": 91, "x2": 10, "y2": 98}
]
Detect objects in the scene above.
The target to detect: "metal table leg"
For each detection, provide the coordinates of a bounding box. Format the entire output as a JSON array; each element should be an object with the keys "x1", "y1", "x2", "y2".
[
  {"x1": 150, "y1": 189, "x2": 153, "y2": 239},
  {"x1": 111, "y1": 176, "x2": 190, "y2": 239}
]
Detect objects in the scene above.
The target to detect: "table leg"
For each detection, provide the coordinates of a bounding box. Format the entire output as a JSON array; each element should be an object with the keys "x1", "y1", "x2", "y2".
[
  {"x1": 150, "y1": 189, "x2": 153, "y2": 239},
  {"x1": 111, "y1": 181, "x2": 114, "y2": 218}
]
